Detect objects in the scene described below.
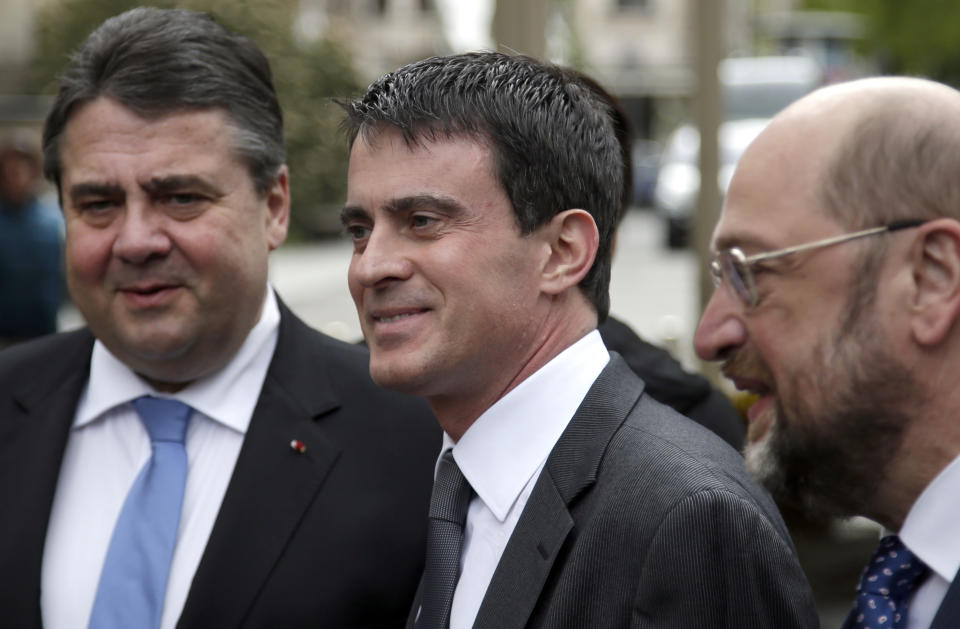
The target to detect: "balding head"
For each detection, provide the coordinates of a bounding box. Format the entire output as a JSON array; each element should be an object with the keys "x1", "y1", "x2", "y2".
[
  {"x1": 756, "y1": 77, "x2": 960, "y2": 230},
  {"x1": 697, "y1": 77, "x2": 960, "y2": 528}
]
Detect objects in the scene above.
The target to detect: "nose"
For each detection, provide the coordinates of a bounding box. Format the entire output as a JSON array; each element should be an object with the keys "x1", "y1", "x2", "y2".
[
  {"x1": 694, "y1": 285, "x2": 749, "y2": 362},
  {"x1": 348, "y1": 225, "x2": 414, "y2": 290},
  {"x1": 112, "y1": 204, "x2": 172, "y2": 264}
]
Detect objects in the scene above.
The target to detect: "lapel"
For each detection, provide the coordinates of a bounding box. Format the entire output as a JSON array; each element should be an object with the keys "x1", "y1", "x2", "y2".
[
  {"x1": 930, "y1": 566, "x2": 960, "y2": 629},
  {"x1": 0, "y1": 330, "x2": 94, "y2": 628},
  {"x1": 472, "y1": 355, "x2": 643, "y2": 629},
  {"x1": 177, "y1": 300, "x2": 344, "y2": 628}
]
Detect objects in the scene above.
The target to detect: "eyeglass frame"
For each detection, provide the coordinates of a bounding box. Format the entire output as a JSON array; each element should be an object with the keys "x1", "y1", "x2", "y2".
[{"x1": 710, "y1": 219, "x2": 929, "y2": 309}]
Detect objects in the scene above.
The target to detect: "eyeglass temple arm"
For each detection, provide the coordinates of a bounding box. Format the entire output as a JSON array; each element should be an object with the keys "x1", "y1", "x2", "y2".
[{"x1": 742, "y1": 219, "x2": 927, "y2": 265}]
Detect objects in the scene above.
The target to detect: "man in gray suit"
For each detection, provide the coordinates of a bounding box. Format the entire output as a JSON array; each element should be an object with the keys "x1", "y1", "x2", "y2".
[{"x1": 340, "y1": 52, "x2": 818, "y2": 628}]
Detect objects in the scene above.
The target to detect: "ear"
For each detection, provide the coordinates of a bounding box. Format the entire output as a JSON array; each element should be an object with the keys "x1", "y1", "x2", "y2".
[
  {"x1": 265, "y1": 165, "x2": 291, "y2": 251},
  {"x1": 908, "y1": 219, "x2": 960, "y2": 346},
  {"x1": 539, "y1": 209, "x2": 599, "y2": 295}
]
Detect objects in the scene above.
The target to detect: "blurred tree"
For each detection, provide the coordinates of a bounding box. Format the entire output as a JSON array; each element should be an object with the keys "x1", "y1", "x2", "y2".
[
  {"x1": 803, "y1": 0, "x2": 960, "y2": 86},
  {"x1": 28, "y1": 0, "x2": 361, "y2": 239}
]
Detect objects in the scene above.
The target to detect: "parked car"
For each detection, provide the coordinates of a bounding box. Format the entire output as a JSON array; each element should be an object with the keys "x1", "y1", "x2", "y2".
[
  {"x1": 631, "y1": 139, "x2": 662, "y2": 208},
  {"x1": 654, "y1": 55, "x2": 823, "y2": 248}
]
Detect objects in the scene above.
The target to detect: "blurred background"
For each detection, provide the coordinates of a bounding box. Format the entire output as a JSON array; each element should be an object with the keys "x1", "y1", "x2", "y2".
[{"x1": 2, "y1": 0, "x2": 958, "y2": 623}]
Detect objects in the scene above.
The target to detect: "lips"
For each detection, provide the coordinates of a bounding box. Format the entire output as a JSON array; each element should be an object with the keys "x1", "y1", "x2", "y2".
[
  {"x1": 373, "y1": 310, "x2": 425, "y2": 324},
  {"x1": 370, "y1": 306, "x2": 429, "y2": 324},
  {"x1": 117, "y1": 281, "x2": 183, "y2": 309},
  {"x1": 723, "y1": 372, "x2": 776, "y2": 443},
  {"x1": 364, "y1": 306, "x2": 430, "y2": 347}
]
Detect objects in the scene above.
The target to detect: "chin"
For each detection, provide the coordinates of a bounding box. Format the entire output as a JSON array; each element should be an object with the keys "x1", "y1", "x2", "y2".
[{"x1": 368, "y1": 359, "x2": 429, "y2": 395}]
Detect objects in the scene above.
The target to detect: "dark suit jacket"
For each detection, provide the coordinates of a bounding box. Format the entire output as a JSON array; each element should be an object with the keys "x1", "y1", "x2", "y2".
[
  {"x1": 410, "y1": 355, "x2": 819, "y2": 628},
  {"x1": 599, "y1": 316, "x2": 746, "y2": 450},
  {"x1": 0, "y1": 299, "x2": 441, "y2": 628},
  {"x1": 929, "y1": 567, "x2": 960, "y2": 628}
]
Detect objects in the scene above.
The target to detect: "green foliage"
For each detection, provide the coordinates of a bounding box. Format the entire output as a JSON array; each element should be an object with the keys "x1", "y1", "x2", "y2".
[
  {"x1": 802, "y1": 0, "x2": 960, "y2": 87},
  {"x1": 29, "y1": 0, "x2": 361, "y2": 238}
]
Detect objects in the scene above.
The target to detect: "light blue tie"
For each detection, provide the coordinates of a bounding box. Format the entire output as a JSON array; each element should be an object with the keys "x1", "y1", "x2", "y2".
[{"x1": 88, "y1": 396, "x2": 192, "y2": 629}]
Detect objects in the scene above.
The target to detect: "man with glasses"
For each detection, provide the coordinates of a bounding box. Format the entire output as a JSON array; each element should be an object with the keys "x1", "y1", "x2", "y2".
[{"x1": 696, "y1": 76, "x2": 960, "y2": 628}]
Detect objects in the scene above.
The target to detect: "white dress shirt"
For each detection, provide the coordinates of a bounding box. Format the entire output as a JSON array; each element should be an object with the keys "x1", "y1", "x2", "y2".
[
  {"x1": 440, "y1": 330, "x2": 609, "y2": 629},
  {"x1": 899, "y1": 454, "x2": 960, "y2": 629},
  {"x1": 41, "y1": 288, "x2": 280, "y2": 629}
]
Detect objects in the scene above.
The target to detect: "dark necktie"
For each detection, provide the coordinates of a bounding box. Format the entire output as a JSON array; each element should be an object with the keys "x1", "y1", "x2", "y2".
[
  {"x1": 88, "y1": 396, "x2": 192, "y2": 629},
  {"x1": 843, "y1": 535, "x2": 930, "y2": 629},
  {"x1": 415, "y1": 450, "x2": 474, "y2": 629}
]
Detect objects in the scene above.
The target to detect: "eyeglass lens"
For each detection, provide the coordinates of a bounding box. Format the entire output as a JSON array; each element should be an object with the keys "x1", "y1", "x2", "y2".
[{"x1": 721, "y1": 251, "x2": 754, "y2": 306}]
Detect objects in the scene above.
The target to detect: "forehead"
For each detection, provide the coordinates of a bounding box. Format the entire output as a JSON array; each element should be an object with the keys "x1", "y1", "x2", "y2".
[
  {"x1": 714, "y1": 117, "x2": 841, "y2": 252},
  {"x1": 60, "y1": 98, "x2": 240, "y2": 182},
  {"x1": 347, "y1": 127, "x2": 503, "y2": 204}
]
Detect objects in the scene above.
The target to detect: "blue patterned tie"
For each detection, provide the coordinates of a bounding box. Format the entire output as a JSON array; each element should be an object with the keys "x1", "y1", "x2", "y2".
[
  {"x1": 843, "y1": 535, "x2": 930, "y2": 629},
  {"x1": 88, "y1": 396, "x2": 192, "y2": 629},
  {"x1": 415, "y1": 450, "x2": 474, "y2": 629}
]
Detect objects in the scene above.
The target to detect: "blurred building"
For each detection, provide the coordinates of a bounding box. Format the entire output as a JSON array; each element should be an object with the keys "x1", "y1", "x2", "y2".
[
  {"x1": 0, "y1": 0, "x2": 51, "y2": 126},
  {"x1": 1, "y1": 0, "x2": 866, "y2": 138}
]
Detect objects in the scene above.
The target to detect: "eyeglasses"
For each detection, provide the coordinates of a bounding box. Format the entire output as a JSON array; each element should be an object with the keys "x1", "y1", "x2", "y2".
[{"x1": 710, "y1": 219, "x2": 928, "y2": 309}]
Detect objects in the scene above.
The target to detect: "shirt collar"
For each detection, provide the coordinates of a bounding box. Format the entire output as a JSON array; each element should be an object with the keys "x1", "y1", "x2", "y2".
[
  {"x1": 75, "y1": 287, "x2": 281, "y2": 434},
  {"x1": 899, "y1": 453, "x2": 960, "y2": 582},
  {"x1": 447, "y1": 330, "x2": 609, "y2": 522}
]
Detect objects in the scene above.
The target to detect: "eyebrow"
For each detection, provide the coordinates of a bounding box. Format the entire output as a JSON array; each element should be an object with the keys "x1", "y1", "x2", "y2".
[
  {"x1": 67, "y1": 175, "x2": 225, "y2": 205},
  {"x1": 340, "y1": 204, "x2": 368, "y2": 225},
  {"x1": 68, "y1": 182, "x2": 125, "y2": 203},
  {"x1": 387, "y1": 194, "x2": 465, "y2": 216},
  {"x1": 713, "y1": 232, "x2": 778, "y2": 254},
  {"x1": 142, "y1": 175, "x2": 225, "y2": 198},
  {"x1": 339, "y1": 194, "x2": 467, "y2": 226}
]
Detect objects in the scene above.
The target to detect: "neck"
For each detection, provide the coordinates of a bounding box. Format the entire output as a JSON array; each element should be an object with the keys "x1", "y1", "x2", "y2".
[
  {"x1": 868, "y1": 417, "x2": 960, "y2": 531},
  {"x1": 431, "y1": 303, "x2": 598, "y2": 442}
]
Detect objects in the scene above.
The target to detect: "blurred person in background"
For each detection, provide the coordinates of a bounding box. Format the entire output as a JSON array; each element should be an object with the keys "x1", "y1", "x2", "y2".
[
  {"x1": 695, "y1": 76, "x2": 960, "y2": 629},
  {"x1": 0, "y1": 7, "x2": 439, "y2": 629},
  {"x1": 0, "y1": 129, "x2": 63, "y2": 346},
  {"x1": 342, "y1": 51, "x2": 817, "y2": 629},
  {"x1": 569, "y1": 69, "x2": 747, "y2": 451}
]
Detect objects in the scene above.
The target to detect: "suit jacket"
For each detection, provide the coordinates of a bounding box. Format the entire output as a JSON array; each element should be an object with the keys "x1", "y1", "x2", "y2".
[
  {"x1": 928, "y1": 567, "x2": 960, "y2": 629},
  {"x1": 598, "y1": 316, "x2": 746, "y2": 450},
  {"x1": 0, "y1": 299, "x2": 441, "y2": 628},
  {"x1": 410, "y1": 355, "x2": 819, "y2": 628}
]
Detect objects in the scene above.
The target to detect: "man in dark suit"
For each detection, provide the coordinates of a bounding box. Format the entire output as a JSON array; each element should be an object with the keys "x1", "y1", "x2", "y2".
[
  {"x1": 340, "y1": 52, "x2": 818, "y2": 628},
  {"x1": 0, "y1": 8, "x2": 439, "y2": 628},
  {"x1": 694, "y1": 76, "x2": 960, "y2": 628}
]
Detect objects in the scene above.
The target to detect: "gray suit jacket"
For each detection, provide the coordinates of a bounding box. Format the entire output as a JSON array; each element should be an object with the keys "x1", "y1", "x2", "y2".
[{"x1": 412, "y1": 354, "x2": 819, "y2": 628}]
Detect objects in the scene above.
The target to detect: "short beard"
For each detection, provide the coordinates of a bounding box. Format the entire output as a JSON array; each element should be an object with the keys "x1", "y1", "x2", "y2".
[{"x1": 748, "y1": 311, "x2": 914, "y2": 521}]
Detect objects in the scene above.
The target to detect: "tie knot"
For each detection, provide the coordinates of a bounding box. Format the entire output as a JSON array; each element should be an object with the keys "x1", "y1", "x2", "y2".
[
  {"x1": 858, "y1": 535, "x2": 929, "y2": 600},
  {"x1": 429, "y1": 450, "x2": 473, "y2": 524},
  {"x1": 132, "y1": 396, "x2": 192, "y2": 444}
]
